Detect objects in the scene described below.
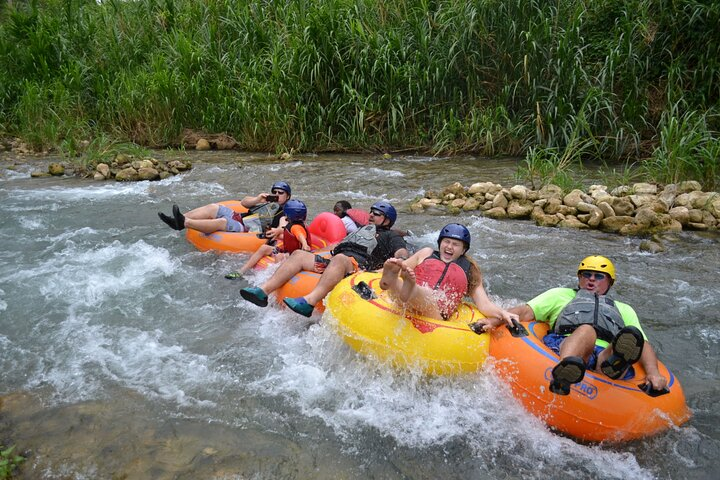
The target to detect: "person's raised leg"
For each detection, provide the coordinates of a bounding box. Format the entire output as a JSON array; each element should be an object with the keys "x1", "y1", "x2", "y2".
[
  {"x1": 304, "y1": 255, "x2": 355, "y2": 306},
  {"x1": 184, "y1": 218, "x2": 228, "y2": 234},
  {"x1": 284, "y1": 254, "x2": 354, "y2": 317},
  {"x1": 261, "y1": 250, "x2": 315, "y2": 294},
  {"x1": 238, "y1": 244, "x2": 274, "y2": 275},
  {"x1": 185, "y1": 203, "x2": 221, "y2": 220},
  {"x1": 379, "y1": 258, "x2": 403, "y2": 291}
]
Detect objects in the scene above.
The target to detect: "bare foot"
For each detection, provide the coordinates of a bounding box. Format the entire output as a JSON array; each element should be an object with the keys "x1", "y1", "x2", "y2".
[
  {"x1": 397, "y1": 263, "x2": 416, "y2": 302},
  {"x1": 380, "y1": 258, "x2": 403, "y2": 290}
]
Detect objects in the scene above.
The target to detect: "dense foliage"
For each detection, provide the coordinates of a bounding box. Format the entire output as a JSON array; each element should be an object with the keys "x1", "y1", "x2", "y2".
[{"x1": 1, "y1": 0, "x2": 718, "y2": 187}]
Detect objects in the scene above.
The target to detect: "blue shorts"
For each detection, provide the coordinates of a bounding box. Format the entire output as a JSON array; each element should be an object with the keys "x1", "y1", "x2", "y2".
[
  {"x1": 543, "y1": 333, "x2": 635, "y2": 380},
  {"x1": 216, "y1": 205, "x2": 247, "y2": 232}
]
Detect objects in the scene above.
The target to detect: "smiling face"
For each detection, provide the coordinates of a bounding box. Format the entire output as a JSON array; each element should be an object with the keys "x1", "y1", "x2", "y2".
[
  {"x1": 578, "y1": 270, "x2": 612, "y2": 295},
  {"x1": 438, "y1": 237, "x2": 466, "y2": 262}
]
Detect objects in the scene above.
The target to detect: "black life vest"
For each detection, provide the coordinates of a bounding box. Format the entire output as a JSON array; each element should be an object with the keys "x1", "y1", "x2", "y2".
[{"x1": 332, "y1": 224, "x2": 378, "y2": 266}]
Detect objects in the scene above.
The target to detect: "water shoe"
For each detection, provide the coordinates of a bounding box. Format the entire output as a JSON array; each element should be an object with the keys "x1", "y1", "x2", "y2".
[
  {"x1": 158, "y1": 212, "x2": 180, "y2": 230},
  {"x1": 549, "y1": 356, "x2": 586, "y2": 396},
  {"x1": 601, "y1": 326, "x2": 644, "y2": 379},
  {"x1": 172, "y1": 204, "x2": 186, "y2": 230},
  {"x1": 240, "y1": 287, "x2": 268, "y2": 307},
  {"x1": 284, "y1": 297, "x2": 314, "y2": 317}
]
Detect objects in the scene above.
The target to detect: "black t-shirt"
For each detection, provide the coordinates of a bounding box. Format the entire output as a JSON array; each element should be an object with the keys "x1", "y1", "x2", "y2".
[{"x1": 366, "y1": 228, "x2": 406, "y2": 270}]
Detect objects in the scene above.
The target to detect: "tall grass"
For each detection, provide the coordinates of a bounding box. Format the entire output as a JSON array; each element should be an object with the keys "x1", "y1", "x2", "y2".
[{"x1": 0, "y1": 0, "x2": 717, "y2": 186}]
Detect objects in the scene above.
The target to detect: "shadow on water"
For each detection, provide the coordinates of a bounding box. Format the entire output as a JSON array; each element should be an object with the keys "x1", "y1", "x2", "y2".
[{"x1": 0, "y1": 152, "x2": 718, "y2": 479}]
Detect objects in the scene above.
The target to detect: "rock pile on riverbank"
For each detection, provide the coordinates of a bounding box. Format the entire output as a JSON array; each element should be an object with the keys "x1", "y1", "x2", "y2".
[
  {"x1": 29, "y1": 154, "x2": 192, "y2": 181},
  {"x1": 411, "y1": 181, "x2": 719, "y2": 236}
]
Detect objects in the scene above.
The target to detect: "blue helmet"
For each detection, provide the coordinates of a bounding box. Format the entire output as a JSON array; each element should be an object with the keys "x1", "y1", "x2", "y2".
[
  {"x1": 438, "y1": 223, "x2": 471, "y2": 250},
  {"x1": 271, "y1": 181, "x2": 291, "y2": 196},
  {"x1": 283, "y1": 199, "x2": 307, "y2": 222},
  {"x1": 371, "y1": 201, "x2": 397, "y2": 227}
]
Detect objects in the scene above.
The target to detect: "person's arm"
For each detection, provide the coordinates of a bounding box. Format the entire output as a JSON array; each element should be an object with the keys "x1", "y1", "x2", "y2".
[
  {"x1": 240, "y1": 192, "x2": 269, "y2": 208},
  {"x1": 469, "y1": 275, "x2": 519, "y2": 327},
  {"x1": 290, "y1": 225, "x2": 311, "y2": 251},
  {"x1": 638, "y1": 342, "x2": 668, "y2": 391},
  {"x1": 265, "y1": 216, "x2": 287, "y2": 240}
]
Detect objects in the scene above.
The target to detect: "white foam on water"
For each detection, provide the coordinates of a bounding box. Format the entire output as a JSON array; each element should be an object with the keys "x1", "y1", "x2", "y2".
[
  {"x1": 31, "y1": 239, "x2": 179, "y2": 307},
  {"x1": 333, "y1": 190, "x2": 378, "y2": 201},
  {"x1": 368, "y1": 167, "x2": 404, "y2": 177},
  {"x1": 246, "y1": 317, "x2": 654, "y2": 479},
  {"x1": 25, "y1": 310, "x2": 223, "y2": 407}
]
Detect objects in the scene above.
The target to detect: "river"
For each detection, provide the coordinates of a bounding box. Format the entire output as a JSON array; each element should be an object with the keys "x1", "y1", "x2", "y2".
[{"x1": 0, "y1": 152, "x2": 718, "y2": 479}]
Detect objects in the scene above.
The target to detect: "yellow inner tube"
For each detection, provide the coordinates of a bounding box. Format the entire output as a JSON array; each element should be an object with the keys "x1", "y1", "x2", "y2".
[{"x1": 324, "y1": 271, "x2": 490, "y2": 375}]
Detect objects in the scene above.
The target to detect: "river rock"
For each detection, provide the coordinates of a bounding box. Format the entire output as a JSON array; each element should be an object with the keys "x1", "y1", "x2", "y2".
[
  {"x1": 557, "y1": 204, "x2": 577, "y2": 216},
  {"x1": 559, "y1": 216, "x2": 588, "y2": 229},
  {"x1": 538, "y1": 184, "x2": 563, "y2": 200},
  {"x1": 509, "y1": 185, "x2": 529, "y2": 200},
  {"x1": 633, "y1": 182, "x2": 658, "y2": 195},
  {"x1": 689, "y1": 191, "x2": 713, "y2": 209},
  {"x1": 30, "y1": 170, "x2": 52, "y2": 177},
  {"x1": 639, "y1": 239, "x2": 665, "y2": 253},
  {"x1": 611, "y1": 185, "x2": 632, "y2": 196},
  {"x1": 688, "y1": 209, "x2": 704, "y2": 223},
  {"x1": 595, "y1": 201, "x2": 614, "y2": 219},
  {"x1": 708, "y1": 195, "x2": 720, "y2": 218},
  {"x1": 543, "y1": 197, "x2": 562, "y2": 214},
  {"x1": 702, "y1": 210, "x2": 717, "y2": 227},
  {"x1": 115, "y1": 167, "x2": 139, "y2": 181},
  {"x1": 677, "y1": 180, "x2": 702, "y2": 193},
  {"x1": 535, "y1": 212, "x2": 561, "y2": 227},
  {"x1": 96, "y1": 163, "x2": 110, "y2": 178},
  {"x1": 48, "y1": 162, "x2": 65, "y2": 176},
  {"x1": 484, "y1": 207, "x2": 508, "y2": 219},
  {"x1": 451, "y1": 198, "x2": 466, "y2": 208},
  {"x1": 492, "y1": 192, "x2": 509, "y2": 209},
  {"x1": 687, "y1": 222, "x2": 709, "y2": 230},
  {"x1": 611, "y1": 197, "x2": 635, "y2": 216},
  {"x1": 196, "y1": 138, "x2": 211, "y2": 151},
  {"x1": 115, "y1": 153, "x2": 132, "y2": 166},
  {"x1": 93, "y1": 172, "x2": 105, "y2": 181},
  {"x1": 600, "y1": 216, "x2": 634, "y2": 233},
  {"x1": 137, "y1": 167, "x2": 160, "y2": 181},
  {"x1": 507, "y1": 200, "x2": 534, "y2": 218},
  {"x1": 131, "y1": 159, "x2": 154, "y2": 170},
  {"x1": 669, "y1": 206, "x2": 690, "y2": 225},
  {"x1": 442, "y1": 182, "x2": 466, "y2": 198},
  {"x1": 462, "y1": 197, "x2": 481, "y2": 211},
  {"x1": 563, "y1": 189, "x2": 593, "y2": 208},
  {"x1": 629, "y1": 194, "x2": 657, "y2": 208}
]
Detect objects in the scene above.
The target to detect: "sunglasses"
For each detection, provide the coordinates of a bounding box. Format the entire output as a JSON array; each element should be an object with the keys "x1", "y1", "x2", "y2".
[
  {"x1": 580, "y1": 271, "x2": 608, "y2": 281},
  {"x1": 271, "y1": 190, "x2": 287, "y2": 195},
  {"x1": 369, "y1": 209, "x2": 385, "y2": 217}
]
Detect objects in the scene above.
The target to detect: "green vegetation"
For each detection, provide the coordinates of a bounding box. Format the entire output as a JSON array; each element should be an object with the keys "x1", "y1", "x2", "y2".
[
  {"x1": 0, "y1": 445, "x2": 24, "y2": 479},
  {"x1": 1, "y1": 0, "x2": 718, "y2": 188}
]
